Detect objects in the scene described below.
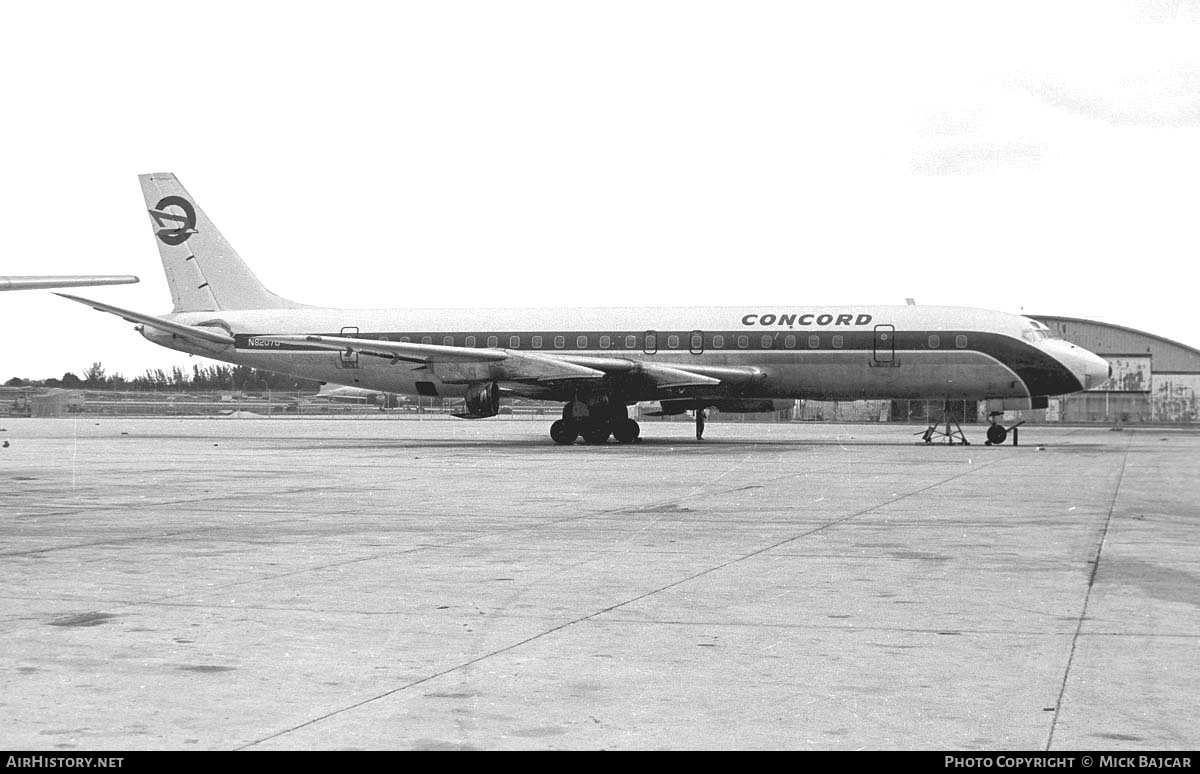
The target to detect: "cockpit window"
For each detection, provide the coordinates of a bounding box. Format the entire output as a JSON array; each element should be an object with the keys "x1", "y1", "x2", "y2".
[{"x1": 1022, "y1": 320, "x2": 1061, "y2": 342}]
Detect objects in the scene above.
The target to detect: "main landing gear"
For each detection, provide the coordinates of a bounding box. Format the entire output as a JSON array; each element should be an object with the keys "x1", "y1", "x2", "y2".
[{"x1": 550, "y1": 402, "x2": 641, "y2": 445}]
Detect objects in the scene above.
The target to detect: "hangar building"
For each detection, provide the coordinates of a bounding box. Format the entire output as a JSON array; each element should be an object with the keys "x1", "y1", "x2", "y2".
[{"x1": 1031, "y1": 316, "x2": 1199, "y2": 424}]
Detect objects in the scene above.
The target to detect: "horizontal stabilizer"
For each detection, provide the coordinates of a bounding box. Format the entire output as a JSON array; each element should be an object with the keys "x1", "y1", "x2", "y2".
[{"x1": 54, "y1": 293, "x2": 235, "y2": 346}]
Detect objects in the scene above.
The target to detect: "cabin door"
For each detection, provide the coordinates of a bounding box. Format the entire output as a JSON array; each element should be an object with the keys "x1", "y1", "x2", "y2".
[
  {"x1": 873, "y1": 324, "x2": 895, "y2": 364},
  {"x1": 337, "y1": 326, "x2": 361, "y2": 369}
]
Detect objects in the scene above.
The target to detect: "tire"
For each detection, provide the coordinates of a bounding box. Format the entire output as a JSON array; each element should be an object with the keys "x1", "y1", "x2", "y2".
[
  {"x1": 582, "y1": 422, "x2": 612, "y2": 444},
  {"x1": 613, "y1": 418, "x2": 640, "y2": 444},
  {"x1": 550, "y1": 420, "x2": 578, "y2": 445}
]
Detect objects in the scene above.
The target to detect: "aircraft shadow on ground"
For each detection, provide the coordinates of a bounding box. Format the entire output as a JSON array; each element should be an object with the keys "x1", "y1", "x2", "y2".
[{"x1": 246, "y1": 436, "x2": 1107, "y2": 452}]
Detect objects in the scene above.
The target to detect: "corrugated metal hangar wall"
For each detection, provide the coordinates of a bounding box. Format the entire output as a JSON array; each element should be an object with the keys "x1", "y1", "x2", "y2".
[{"x1": 1031, "y1": 316, "x2": 1198, "y2": 423}]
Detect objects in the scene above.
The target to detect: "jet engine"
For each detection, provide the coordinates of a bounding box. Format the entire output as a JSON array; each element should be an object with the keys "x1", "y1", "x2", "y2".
[{"x1": 459, "y1": 380, "x2": 501, "y2": 418}]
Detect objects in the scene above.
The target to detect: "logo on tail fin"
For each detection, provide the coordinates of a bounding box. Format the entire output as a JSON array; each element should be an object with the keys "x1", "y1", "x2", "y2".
[{"x1": 148, "y1": 196, "x2": 198, "y2": 246}]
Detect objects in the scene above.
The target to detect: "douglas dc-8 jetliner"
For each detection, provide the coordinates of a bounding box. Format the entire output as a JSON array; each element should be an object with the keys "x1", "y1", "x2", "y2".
[{"x1": 58, "y1": 173, "x2": 1110, "y2": 445}]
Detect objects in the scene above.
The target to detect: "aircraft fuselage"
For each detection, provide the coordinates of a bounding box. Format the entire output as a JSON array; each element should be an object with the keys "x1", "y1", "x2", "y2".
[{"x1": 143, "y1": 303, "x2": 1108, "y2": 407}]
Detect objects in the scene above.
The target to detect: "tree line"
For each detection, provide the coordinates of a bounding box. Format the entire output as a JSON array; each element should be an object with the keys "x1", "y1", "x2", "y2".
[{"x1": 4, "y1": 362, "x2": 320, "y2": 392}]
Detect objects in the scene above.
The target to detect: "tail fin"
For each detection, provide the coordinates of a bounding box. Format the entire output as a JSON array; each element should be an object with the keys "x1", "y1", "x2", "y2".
[{"x1": 140, "y1": 173, "x2": 304, "y2": 312}]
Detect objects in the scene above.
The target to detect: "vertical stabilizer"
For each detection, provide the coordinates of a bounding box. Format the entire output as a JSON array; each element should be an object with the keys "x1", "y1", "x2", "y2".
[{"x1": 140, "y1": 173, "x2": 303, "y2": 312}]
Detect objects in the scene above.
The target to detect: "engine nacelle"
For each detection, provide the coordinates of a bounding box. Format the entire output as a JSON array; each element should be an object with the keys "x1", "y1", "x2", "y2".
[{"x1": 459, "y1": 380, "x2": 501, "y2": 418}]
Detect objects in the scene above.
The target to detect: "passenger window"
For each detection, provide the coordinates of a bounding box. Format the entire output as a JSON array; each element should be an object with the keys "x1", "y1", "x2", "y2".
[
  {"x1": 956, "y1": 335, "x2": 968, "y2": 348},
  {"x1": 443, "y1": 336, "x2": 454, "y2": 346},
  {"x1": 532, "y1": 335, "x2": 543, "y2": 348},
  {"x1": 600, "y1": 335, "x2": 611, "y2": 349},
  {"x1": 713, "y1": 335, "x2": 724, "y2": 348},
  {"x1": 832, "y1": 335, "x2": 843, "y2": 348},
  {"x1": 555, "y1": 336, "x2": 565, "y2": 349},
  {"x1": 421, "y1": 336, "x2": 432, "y2": 345},
  {"x1": 645, "y1": 333, "x2": 657, "y2": 350},
  {"x1": 667, "y1": 335, "x2": 679, "y2": 348},
  {"x1": 625, "y1": 335, "x2": 636, "y2": 348},
  {"x1": 465, "y1": 336, "x2": 475, "y2": 347},
  {"x1": 761, "y1": 334, "x2": 773, "y2": 349},
  {"x1": 784, "y1": 335, "x2": 796, "y2": 348},
  {"x1": 400, "y1": 336, "x2": 411, "y2": 343},
  {"x1": 487, "y1": 336, "x2": 498, "y2": 347},
  {"x1": 738, "y1": 335, "x2": 749, "y2": 348},
  {"x1": 509, "y1": 336, "x2": 520, "y2": 348},
  {"x1": 808, "y1": 335, "x2": 819, "y2": 348},
  {"x1": 576, "y1": 335, "x2": 588, "y2": 348},
  {"x1": 928, "y1": 335, "x2": 940, "y2": 348}
]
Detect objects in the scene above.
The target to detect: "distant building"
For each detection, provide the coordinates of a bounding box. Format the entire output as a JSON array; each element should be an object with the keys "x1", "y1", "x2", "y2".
[{"x1": 1032, "y1": 316, "x2": 1200, "y2": 423}]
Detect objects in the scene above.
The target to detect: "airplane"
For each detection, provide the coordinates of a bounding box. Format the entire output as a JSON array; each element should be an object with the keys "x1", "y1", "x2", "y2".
[
  {"x1": 56, "y1": 172, "x2": 1111, "y2": 445},
  {"x1": 314, "y1": 384, "x2": 386, "y2": 403},
  {"x1": 2, "y1": 275, "x2": 138, "y2": 291}
]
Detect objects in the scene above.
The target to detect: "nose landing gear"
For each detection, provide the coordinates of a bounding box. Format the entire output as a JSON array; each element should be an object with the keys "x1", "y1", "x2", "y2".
[{"x1": 985, "y1": 413, "x2": 1025, "y2": 446}]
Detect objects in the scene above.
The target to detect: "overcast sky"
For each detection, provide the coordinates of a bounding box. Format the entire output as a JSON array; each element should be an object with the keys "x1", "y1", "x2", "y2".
[{"x1": 3, "y1": 0, "x2": 1199, "y2": 381}]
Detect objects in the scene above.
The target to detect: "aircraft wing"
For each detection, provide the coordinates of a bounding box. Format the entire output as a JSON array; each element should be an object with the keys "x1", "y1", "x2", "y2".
[
  {"x1": 265, "y1": 334, "x2": 504, "y2": 363},
  {"x1": 559, "y1": 355, "x2": 765, "y2": 388},
  {"x1": 1, "y1": 275, "x2": 139, "y2": 291},
  {"x1": 265, "y1": 334, "x2": 763, "y2": 391},
  {"x1": 55, "y1": 293, "x2": 235, "y2": 346},
  {"x1": 263, "y1": 334, "x2": 605, "y2": 382}
]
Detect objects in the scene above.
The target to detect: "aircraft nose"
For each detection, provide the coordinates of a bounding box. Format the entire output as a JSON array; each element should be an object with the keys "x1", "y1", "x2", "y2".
[
  {"x1": 1079, "y1": 350, "x2": 1111, "y2": 391},
  {"x1": 1047, "y1": 339, "x2": 1110, "y2": 392}
]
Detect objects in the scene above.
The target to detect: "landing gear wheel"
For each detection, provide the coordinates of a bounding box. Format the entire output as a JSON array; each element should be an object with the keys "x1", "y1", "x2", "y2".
[
  {"x1": 985, "y1": 424, "x2": 1008, "y2": 445},
  {"x1": 582, "y1": 421, "x2": 612, "y2": 445},
  {"x1": 550, "y1": 420, "x2": 578, "y2": 445},
  {"x1": 695, "y1": 409, "x2": 707, "y2": 441},
  {"x1": 613, "y1": 418, "x2": 641, "y2": 444}
]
